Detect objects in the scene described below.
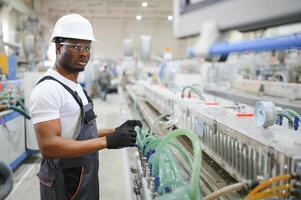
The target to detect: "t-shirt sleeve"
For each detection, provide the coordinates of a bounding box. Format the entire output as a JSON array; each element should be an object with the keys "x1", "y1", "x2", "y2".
[{"x1": 30, "y1": 82, "x2": 62, "y2": 124}]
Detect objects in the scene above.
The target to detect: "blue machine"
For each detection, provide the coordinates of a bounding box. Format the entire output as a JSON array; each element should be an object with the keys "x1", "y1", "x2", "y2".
[{"x1": 7, "y1": 54, "x2": 17, "y2": 80}]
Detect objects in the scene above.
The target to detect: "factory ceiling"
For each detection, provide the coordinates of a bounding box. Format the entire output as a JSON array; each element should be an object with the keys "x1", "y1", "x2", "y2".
[{"x1": 40, "y1": 0, "x2": 173, "y2": 21}]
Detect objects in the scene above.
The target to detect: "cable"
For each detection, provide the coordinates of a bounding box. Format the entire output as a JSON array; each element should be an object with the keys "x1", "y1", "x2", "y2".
[
  {"x1": 246, "y1": 174, "x2": 291, "y2": 199},
  {"x1": 250, "y1": 184, "x2": 293, "y2": 199},
  {"x1": 203, "y1": 182, "x2": 249, "y2": 200}
]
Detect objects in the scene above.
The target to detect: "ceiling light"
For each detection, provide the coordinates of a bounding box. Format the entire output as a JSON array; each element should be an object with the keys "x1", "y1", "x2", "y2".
[
  {"x1": 136, "y1": 15, "x2": 142, "y2": 20},
  {"x1": 168, "y1": 15, "x2": 173, "y2": 21},
  {"x1": 142, "y1": 2, "x2": 148, "y2": 7}
]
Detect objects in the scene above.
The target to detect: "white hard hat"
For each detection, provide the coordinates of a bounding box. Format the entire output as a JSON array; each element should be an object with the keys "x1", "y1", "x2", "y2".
[{"x1": 51, "y1": 14, "x2": 96, "y2": 41}]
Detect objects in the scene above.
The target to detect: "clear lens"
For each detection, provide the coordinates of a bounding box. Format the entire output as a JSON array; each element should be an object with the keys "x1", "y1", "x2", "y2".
[{"x1": 61, "y1": 43, "x2": 91, "y2": 52}]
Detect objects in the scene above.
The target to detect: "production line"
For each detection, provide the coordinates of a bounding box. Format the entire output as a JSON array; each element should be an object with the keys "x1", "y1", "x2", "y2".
[
  {"x1": 120, "y1": 79, "x2": 301, "y2": 199},
  {"x1": 0, "y1": 0, "x2": 301, "y2": 200}
]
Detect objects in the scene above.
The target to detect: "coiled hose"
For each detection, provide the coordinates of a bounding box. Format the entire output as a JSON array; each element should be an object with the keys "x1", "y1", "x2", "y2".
[
  {"x1": 135, "y1": 127, "x2": 202, "y2": 199},
  {"x1": 148, "y1": 128, "x2": 202, "y2": 200}
]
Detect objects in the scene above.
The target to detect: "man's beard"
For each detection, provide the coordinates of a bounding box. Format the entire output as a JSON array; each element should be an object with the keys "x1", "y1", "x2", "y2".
[{"x1": 62, "y1": 64, "x2": 85, "y2": 72}]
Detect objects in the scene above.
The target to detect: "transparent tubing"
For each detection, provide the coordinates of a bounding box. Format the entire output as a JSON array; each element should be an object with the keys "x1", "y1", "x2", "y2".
[
  {"x1": 135, "y1": 126, "x2": 193, "y2": 169},
  {"x1": 158, "y1": 150, "x2": 184, "y2": 193},
  {"x1": 168, "y1": 141, "x2": 194, "y2": 170},
  {"x1": 181, "y1": 85, "x2": 206, "y2": 101},
  {"x1": 149, "y1": 128, "x2": 201, "y2": 199},
  {"x1": 150, "y1": 114, "x2": 170, "y2": 135},
  {"x1": 143, "y1": 138, "x2": 194, "y2": 170},
  {"x1": 161, "y1": 148, "x2": 182, "y2": 180},
  {"x1": 277, "y1": 110, "x2": 294, "y2": 126},
  {"x1": 285, "y1": 108, "x2": 301, "y2": 125},
  {"x1": 137, "y1": 123, "x2": 194, "y2": 171}
]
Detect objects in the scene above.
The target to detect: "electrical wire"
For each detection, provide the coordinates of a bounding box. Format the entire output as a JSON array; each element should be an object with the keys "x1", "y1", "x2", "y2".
[
  {"x1": 246, "y1": 174, "x2": 291, "y2": 199},
  {"x1": 203, "y1": 182, "x2": 249, "y2": 200},
  {"x1": 250, "y1": 183, "x2": 293, "y2": 199}
]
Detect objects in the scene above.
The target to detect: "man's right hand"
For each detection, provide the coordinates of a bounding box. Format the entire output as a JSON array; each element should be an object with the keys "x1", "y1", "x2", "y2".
[{"x1": 106, "y1": 128, "x2": 137, "y2": 149}]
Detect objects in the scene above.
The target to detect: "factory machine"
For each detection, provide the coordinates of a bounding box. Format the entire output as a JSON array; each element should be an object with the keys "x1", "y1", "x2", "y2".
[
  {"x1": 121, "y1": 1, "x2": 301, "y2": 199},
  {"x1": 0, "y1": 4, "x2": 44, "y2": 175},
  {"x1": 0, "y1": 79, "x2": 32, "y2": 170},
  {"x1": 124, "y1": 80, "x2": 301, "y2": 200}
]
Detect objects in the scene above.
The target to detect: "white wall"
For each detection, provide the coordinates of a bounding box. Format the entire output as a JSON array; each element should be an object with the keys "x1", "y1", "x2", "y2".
[{"x1": 91, "y1": 18, "x2": 187, "y2": 60}]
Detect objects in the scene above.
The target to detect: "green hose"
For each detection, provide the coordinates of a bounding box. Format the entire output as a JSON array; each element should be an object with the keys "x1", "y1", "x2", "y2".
[
  {"x1": 150, "y1": 114, "x2": 169, "y2": 135},
  {"x1": 161, "y1": 148, "x2": 182, "y2": 180},
  {"x1": 142, "y1": 132, "x2": 193, "y2": 171},
  {"x1": 285, "y1": 109, "x2": 301, "y2": 124},
  {"x1": 135, "y1": 126, "x2": 201, "y2": 199},
  {"x1": 277, "y1": 110, "x2": 294, "y2": 127},
  {"x1": 135, "y1": 126, "x2": 162, "y2": 154},
  {"x1": 135, "y1": 126, "x2": 145, "y2": 150},
  {"x1": 143, "y1": 138, "x2": 161, "y2": 155},
  {"x1": 148, "y1": 128, "x2": 202, "y2": 200},
  {"x1": 168, "y1": 141, "x2": 194, "y2": 171},
  {"x1": 158, "y1": 151, "x2": 185, "y2": 194},
  {"x1": 181, "y1": 85, "x2": 206, "y2": 101}
]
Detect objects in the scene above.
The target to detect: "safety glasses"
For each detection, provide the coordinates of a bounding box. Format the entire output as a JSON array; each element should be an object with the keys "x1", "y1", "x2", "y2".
[{"x1": 60, "y1": 42, "x2": 91, "y2": 52}]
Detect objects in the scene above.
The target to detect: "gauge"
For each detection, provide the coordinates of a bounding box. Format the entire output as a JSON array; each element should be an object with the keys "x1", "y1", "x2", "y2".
[{"x1": 254, "y1": 101, "x2": 277, "y2": 128}]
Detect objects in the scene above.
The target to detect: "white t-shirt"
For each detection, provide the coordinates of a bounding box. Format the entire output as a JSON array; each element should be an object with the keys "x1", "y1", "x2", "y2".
[{"x1": 30, "y1": 68, "x2": 88, "y2": 139}]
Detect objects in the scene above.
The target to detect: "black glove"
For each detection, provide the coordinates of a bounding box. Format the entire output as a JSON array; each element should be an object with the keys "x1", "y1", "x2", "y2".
[
  {"x1": 106, "y1": 128, "x2": 137, "y2": 149},
  {"x1": 116, "y1": 120, "x2": 142, "y2": 131}
]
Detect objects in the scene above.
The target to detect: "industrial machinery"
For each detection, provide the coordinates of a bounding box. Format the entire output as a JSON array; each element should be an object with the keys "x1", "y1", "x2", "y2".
[
  {"x1": 122, "y1": 0, "x2": 301, "y2": 198},
  {"x1": 124, "y1": 80, "x2": 301, "y2": 199},
  {"x1": 0, "y1": 79, "x2": 34, "y2": 171}
]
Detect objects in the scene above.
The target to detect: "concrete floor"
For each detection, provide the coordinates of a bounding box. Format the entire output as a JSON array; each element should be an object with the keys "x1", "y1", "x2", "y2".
[{"x1": 6, "y1": 94, "x2": 133, "y2": 200}]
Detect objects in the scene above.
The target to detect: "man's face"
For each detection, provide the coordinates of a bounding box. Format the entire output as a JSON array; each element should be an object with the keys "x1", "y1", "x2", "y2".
[{"x1": 56, "y1": 38, "x2": 91, "y2": 72}]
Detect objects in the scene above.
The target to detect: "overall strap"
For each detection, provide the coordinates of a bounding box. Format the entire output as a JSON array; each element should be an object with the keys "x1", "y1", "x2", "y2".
[
  {"x1": 37, "y1": 76, "x2": 84, "y2": 109},
  {"x1": 82, "y1": 88, "x2": 93, "y2": 103}
]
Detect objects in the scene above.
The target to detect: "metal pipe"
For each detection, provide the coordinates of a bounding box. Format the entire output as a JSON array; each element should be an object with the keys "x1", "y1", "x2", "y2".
[{"x1": 210, "y1": 34, "x2": 301, "y2": 55}]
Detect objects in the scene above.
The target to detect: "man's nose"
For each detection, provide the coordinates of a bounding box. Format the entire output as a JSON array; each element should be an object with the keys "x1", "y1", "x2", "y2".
[{"x1": 79, "y1": 49, "x2": 89, "y2": 56}]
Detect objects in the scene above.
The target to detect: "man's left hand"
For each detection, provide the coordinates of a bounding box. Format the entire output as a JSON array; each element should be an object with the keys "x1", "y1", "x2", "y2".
[{"x1": 116, "y1": 120, "x2": 142, "y2": 131}]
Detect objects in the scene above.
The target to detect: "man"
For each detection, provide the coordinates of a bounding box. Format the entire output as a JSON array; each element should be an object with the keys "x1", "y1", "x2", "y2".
[
  {"x1": 98, "y1": 65, "x2": 111, "y2": 101},
  {"x1": 30, "y1": 14, "x2": 141, "y2": 200}
]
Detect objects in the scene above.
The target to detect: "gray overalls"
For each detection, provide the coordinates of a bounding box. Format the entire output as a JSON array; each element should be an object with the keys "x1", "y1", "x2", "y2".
[{"x1": 37, "y1": 76, "x2": 99, "y2": 200}]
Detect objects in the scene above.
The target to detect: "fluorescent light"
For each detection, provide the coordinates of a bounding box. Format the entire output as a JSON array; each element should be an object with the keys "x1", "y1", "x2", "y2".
[
  {"x1": 141, "y1": 2, "x2": 148, "y2": 7},
  {"x1": 136, "y1": 15, "x2": 142, "y2": 20},
  {"x1": 167, "y1": 15, "x2": 173, "y2": 21}
]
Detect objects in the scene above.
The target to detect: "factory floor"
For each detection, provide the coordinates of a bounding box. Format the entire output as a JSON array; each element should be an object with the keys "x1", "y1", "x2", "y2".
[{"x1": 6, "y1": 94, "x2": 133, "y2": 200}]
